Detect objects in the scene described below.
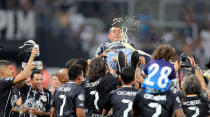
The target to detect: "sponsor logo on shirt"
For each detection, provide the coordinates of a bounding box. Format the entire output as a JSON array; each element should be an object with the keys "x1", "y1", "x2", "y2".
[
  {"x1": 117, "y1": 91, "x2": 137, "y2": 96},
  {"x1": 144, "y1": 94, "x2": 166, "y2": 101},
  {"x1": 182, "y1": 100, "x2": 201, "y2": 106},
  {"x1": 58, "y1": 87, "x2": 72, "y2": 92},
  {"x1": 86, "y1": 80, "x2": 100, "y2": 88},
  {"x1": 41, "y1": 95, "x2": 47, "y2": 102}
]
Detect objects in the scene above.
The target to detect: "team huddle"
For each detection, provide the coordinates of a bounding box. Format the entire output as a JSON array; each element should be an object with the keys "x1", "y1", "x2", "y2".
[{"x1": 0, "y1": 25, "x2": 210, "y2": 117}]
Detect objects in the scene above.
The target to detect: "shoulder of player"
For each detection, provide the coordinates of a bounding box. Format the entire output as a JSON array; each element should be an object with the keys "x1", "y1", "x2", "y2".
[
  {"x1": 19, "y1": 84, "x2": 30, "y2": 92},
  {"x1": 74, "y1": 85, "x2": 84, "y2": 94},
  {"x1": 104, "y1": 73, "x2": 119, "y2": 80},
  {"x1": 135, "y1": 89, "x2": 144, "y2": 96},
  {"x1": 42, "y1": 88, "x2": 51, "y2": 94},
  {"x1": 198, "y1": 91, "x2": 209, "y2": 102},
  {"x1": 152, "y1": 60, "x2": 173, "y2": 66},
  {"x1": 117, "y1": 87, "x2": 139, "y2": 94},
  {"x1": 101, "y1": 41, "x2": 110, "y2": 48},
  {"x1": 109, "y1": 89, "x2": 117, "y2": 95},
  {"x1": 0, "y1": 77, "x2": 14, "y2": 82}
]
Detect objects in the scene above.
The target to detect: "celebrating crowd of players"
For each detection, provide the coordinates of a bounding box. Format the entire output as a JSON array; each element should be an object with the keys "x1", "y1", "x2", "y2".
[{"x1": 0, "y1": 25, "x2": 210, "y2": 117}]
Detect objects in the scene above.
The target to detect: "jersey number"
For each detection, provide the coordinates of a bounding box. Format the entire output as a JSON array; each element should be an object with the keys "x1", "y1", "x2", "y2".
[
  {"x1": 148, "y1": 102, "x2": 161, "y2": 117},
  {"x1": 145, "y1": 63, "x2": 172, "y2": 88},
  {"x1": 188, "y1": 106, "x2": 199, "y2": 117},
  {"x1": 121, "y1": 99, "x2": 133, "y2": 117},
  {"x1": 90, "y1": 91, "x2": 99, "y2": 110},
  {"x1": 59, "y1": 95, "x2": 66, "y2": 116}
]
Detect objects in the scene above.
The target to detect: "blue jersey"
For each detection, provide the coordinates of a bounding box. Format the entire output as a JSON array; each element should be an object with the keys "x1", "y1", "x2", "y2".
[{"x1": 142, "y1": 60, "x2": 176, "y2": 94}]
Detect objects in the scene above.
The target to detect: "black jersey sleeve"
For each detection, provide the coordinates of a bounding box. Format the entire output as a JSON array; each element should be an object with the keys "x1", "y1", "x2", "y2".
[
  {"x1": 132, "y1": 93, "x2": 140, "y2": 115},
  {"x1": 103, "y1": 74, "x2": 121, "y2": 90},
  {"x1": 19, "y1": 84, "x2": 30, "y2": 95},
  {"x1": 201, "y1": 91, "x2": 210, "y2": 116},
  {"x1": 0, "y1": 77, "x2": 14, "y2": 89},
  {"x1": 51, "y1": 88, "x2": 58, "y2": 107},
  {"x1": 172, "y1": 92, "x2": 182, "y2": 111},
  {"x1": 75, "y1": 89, "x2": 85, "y2": 108},
  {"x1": 103, "y1": 91, "x2": 113, "y2": 111}
]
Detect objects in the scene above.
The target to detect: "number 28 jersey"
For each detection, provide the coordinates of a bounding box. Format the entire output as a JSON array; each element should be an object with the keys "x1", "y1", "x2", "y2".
[
  {"x1": 142, "y1": 60, "x2": 176, "y2": 94},
  {"x1": 52, "y1": 82, "x2": 84, "y2": 117}
]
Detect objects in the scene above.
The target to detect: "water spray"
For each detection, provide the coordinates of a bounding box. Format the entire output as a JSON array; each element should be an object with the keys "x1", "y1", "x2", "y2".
[{"x1": 112, "y1": 16, "x2": 151, "y2": 57}]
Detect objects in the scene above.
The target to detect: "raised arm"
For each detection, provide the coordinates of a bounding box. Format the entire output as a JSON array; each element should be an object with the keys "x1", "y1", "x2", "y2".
[
  {"x1": 13, "y1": 47, "x2": 39, "y2": 84},
  {"x1": 188, "y1": 57, "x2": 207, "y2": 90}
]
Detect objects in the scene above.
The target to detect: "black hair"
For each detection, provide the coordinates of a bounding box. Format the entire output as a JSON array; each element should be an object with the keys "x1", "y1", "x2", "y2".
[
  {"x1": 76, "y1": 58, "x2": 88, "y2": 77},
  {"x1": 183, "y1": 74, "x2": 202, "y2": 95},
  {"x1": 68, "y1": 64, "x2": 83, "y2": 80},
  {"x1": 108, "y1": 22, "x2": 122, "y2": 34},
  {"x1": 88, "y1": 57, "x2": 106, "y2": 81},
  {"x1": 30, "y1": 68, "x2": 43, "y2": 80},
  {"x1": 120, "y1": 66, "x2": 135, "y2": 84},
  {"x1": 65, "y1": 59, "x2": 77, "y2": 68}
]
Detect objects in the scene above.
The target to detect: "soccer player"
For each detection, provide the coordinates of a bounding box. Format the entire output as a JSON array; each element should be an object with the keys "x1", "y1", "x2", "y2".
[
  {"x1": 142, "y1": 45, "x2": 178, "y2": 94},
  {"x1": 51, "y1": 64, "x2": 85, "y2": 117},
  {"x1": 50, "y1": 74, "x2": 61, "y2": 94},
  {"x1": 102, "y1": 66, "x2": 139, "y2": 117},
  {"x1": 84, "y1": 57, "x2": 121, "y2": 116},
  {"x1": 57, "y1": 68, "x2": 69, "y2": 85},
  {"x1": 95, "y1": 25, "x2": 131, "y2": 56},
  {"x1": 132, "y1": 86, "x2": 185, "y2": 117},
  {"x1": 0, "y1": 47, "x2": 39, "y2": 117},
  {"x1": 181, "y1": 73, "x2": 210, "y2": 117},
  {"x1": 19, "y1": 69, "x2": 52, "y2": 117},
  {"x1": 95, "y1": 24, "x2": 149, "y2": 72}
]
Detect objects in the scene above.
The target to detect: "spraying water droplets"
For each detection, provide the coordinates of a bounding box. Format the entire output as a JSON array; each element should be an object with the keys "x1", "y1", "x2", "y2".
[{"x1": 112, "y1": 16, "x2": 142, "y2": 42}]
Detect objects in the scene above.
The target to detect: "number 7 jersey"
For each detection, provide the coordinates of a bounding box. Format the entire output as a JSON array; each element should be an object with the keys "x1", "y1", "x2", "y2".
[
  {"x1": 142, "y1": 60, "x2": 176, "y2": 94},
  {"x1": 181, "y1": 92, "x2": 210, "y2": 117},
  {"x1": 84, "y1": 73, "x2": 121, "y2": 115},
  {"x1": 132, "y1": 89, "x2": 182, "y2": 117},
  {"x1": 52, "y1": 82, "x2": 85, "y2": 117},
  {"x1": 104, "y1": 87, "x2": 139, "y2": 117}
]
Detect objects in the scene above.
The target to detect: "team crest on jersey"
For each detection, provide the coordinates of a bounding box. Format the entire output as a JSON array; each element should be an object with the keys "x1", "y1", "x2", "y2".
[
  {"x1": 41, "y1": 95, "x2": 47, "y2": 102},
  {"x1": 78, "y1": 94, "x2": 84, "y2": 101}
]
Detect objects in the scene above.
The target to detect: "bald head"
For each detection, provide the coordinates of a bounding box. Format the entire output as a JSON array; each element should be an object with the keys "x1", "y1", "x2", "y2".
[{"x1": 57, "y1": 68, "x2": 69, "y2": 84}]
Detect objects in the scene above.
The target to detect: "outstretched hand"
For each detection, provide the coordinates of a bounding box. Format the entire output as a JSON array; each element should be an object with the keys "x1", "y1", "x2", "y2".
[{"x1": 100, "y1": 49, "x2": 113, "y2": 57}]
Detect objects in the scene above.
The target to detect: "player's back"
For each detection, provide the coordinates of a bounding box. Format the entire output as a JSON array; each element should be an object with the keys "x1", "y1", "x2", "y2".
[
  {"x1": 104, "y1": 87, "x2": 139, "y2": 117},
  {"x1": 133, "y1": 89, "x2": 181, "y2": 117},
  {"x1": 84, "y1": 73, "x2": 121, "y2": 116},
  {"x1": 53, "y1": 82, "x2": 84, "y2": 117},
  {"x1": 181, "y1": 93, "x2": 210, "y2": 117}
]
